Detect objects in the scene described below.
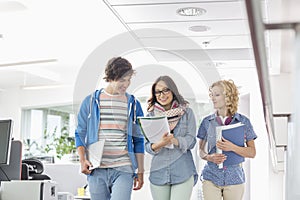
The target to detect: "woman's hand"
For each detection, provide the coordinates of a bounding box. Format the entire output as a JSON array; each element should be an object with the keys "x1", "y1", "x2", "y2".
[
  {"x1": 171, "y1": 137, "x2": 179, "y2": 146},
  {"x1": 217, "y1": 137, "x2": 256, "y2": 158},
  {"x1": 160, "y1": 132, "x2": 174, "y2": 147},
  {"x1": 151, "y1": 132, "x2": 174, "y2": 151},
  {"x1": 216, "y1": 137, "x2": 235, "y2": 151},
  {"x1": 207, "y1": 153, "x2": 227, "y2": 164}
]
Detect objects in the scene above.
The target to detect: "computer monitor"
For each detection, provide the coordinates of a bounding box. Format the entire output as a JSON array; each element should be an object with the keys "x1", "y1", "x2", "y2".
[
  {"x1": 0, "y1": 119, "x2": 13, "y2": 165},
  {"x1": 0, "y1": 140, "x2": 22, "y2": 185},
  {"x1": 0, "y1": 120, "x2": 22, "y2": 185}
]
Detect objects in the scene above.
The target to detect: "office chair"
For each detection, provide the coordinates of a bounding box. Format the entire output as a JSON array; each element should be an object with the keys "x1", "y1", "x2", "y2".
[{"x1": 21, "y1": 158, "x2": 51, "y2": 180}]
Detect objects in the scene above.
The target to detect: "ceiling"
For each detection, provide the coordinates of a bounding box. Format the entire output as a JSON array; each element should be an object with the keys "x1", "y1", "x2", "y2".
[
  {"x1": 0, "y1": 0, "x2": 299, "y2": 101},
  {"x1": 103, "y1": 0, "x2": 256, "y2": 97}
]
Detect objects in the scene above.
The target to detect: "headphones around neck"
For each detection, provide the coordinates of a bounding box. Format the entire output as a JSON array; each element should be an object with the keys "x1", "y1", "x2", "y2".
[{"x1": 216, "y1": 115, "x2": 232, "y2": 125}]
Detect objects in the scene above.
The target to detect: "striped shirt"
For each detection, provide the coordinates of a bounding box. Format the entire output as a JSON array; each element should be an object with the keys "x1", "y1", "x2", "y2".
[{"x1": 98, "y1": 90, "x2": 131, "y2": 168}]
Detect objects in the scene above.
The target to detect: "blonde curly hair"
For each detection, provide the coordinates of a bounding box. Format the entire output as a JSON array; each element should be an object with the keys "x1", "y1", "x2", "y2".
[{"x1": 210, "y1": 79, "x2": 239, "y2": 116}]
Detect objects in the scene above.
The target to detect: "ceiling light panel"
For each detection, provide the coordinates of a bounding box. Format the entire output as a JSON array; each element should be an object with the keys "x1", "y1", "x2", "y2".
[
  {"x1": 0, "y1": 1, "x2": 27, "y2": 12},
  {"x1": 188, "y1": 25, "x2": 210, "y2": 32},
  {"x1": 105, "y1": 0, "x2": 238, "y2": 6},
  {"x1": 111, "y1": 2, "x2": 246, "y2": 23},
  {"x1": 0, "y1": 70, "x2": 56, "y2": 89},
  {"x1": 150, "y1": 49, "x2": 254, "y2": 62},
  {"x1": 139, "y1": 35, "x2": 252, "y2": 50},
  {"x1": 177, "y1": 7, "x2": 206, "y2": 16},
  {"x1": 127, "y1": 20, "x2": 249, "y2": 38}
]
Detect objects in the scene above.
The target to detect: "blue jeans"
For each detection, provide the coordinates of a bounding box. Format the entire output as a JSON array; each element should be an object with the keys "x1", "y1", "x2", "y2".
[{"x1": 87, "y1": 166, "x2": 134, "y2": 200}]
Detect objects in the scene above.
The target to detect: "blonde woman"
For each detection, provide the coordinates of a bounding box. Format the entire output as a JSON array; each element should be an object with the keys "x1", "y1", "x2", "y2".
[{"x1": 197, "y1": 80, "x2": 257, "y2": 200}]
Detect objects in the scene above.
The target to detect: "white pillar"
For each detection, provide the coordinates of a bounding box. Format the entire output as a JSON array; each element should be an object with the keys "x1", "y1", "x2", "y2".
[{"x1": 286, "y1": 24, "x2": 300, "y2": 200}]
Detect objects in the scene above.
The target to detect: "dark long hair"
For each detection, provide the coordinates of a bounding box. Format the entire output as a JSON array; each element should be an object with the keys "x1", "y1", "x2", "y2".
[{"x1": 147, "y1": 76, "x2": 188, "y2": 111}]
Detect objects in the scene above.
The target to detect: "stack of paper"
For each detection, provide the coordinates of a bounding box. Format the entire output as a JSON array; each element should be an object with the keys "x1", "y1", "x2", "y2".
[{"x1": 137, "y1": 116, "x2": 173, "y2": 149}]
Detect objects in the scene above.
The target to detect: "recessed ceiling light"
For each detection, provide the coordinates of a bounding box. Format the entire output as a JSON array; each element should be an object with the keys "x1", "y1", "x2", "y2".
[
  {"x1": 0, "y1": 59, "x2": 58, "y2": 68},
  {"x1": 205, "y1": 62, "x2": 226, "y2": 68},
  {"x1": 22, "y1": 84, "x2": 71, "y2": 90},
  {"x1": 177, "y1": 7, "x2": 206, "y2": 16},
  {"x1": 0, "y1": 1, "x2": 27, "y2": 12},
  {"x1": 189, "y1": 25, "x2": 210, "y2": 32}
]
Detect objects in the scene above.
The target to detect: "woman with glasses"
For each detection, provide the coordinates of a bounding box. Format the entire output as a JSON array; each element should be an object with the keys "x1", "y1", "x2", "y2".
[{"x1": 145, "y1": 75, "x2": 198, "y2": 200}]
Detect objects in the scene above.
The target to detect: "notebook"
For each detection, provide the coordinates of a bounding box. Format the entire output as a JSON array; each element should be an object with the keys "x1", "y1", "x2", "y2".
[
  {"x1": 216, "y1": 123, "x2": 245, "y2": 168},
  {"x1": 137, "y1": 116, "x2": 173, "y2": 149},
  {"x1": 87, "y1": 139, "x2": 105, "y2": 170}
]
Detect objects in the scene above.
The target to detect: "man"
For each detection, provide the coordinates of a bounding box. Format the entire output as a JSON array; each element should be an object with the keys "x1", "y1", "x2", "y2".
[{"x1": 75, "y1": 57, "x2": 144, "y2": 200}]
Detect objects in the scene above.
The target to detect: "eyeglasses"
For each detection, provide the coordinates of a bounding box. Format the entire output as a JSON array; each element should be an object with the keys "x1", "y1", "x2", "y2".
[{"x1": 155, "y1": 88, "x2": 171, "y2": 96}]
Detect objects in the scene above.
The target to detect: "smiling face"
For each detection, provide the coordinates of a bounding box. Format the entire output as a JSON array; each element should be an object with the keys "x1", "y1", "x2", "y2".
[
  {"x1": 154, "y1": 80, "x2": 173, "y2": 110},
  {"x1": 210, "y1": 85, "x2": 226, "y2": 112},
  {"x1": 108, "y1": 74, "x2": 132, "y2": 95}
]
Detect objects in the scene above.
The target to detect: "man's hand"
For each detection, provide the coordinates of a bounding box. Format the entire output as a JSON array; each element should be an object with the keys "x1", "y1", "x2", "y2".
[
  {"x1": 80, "y1": 159, "x2": 92, "y2": 175},
  {"x1": 133, "y1": 172, "x2": 144, "y2": 190}
]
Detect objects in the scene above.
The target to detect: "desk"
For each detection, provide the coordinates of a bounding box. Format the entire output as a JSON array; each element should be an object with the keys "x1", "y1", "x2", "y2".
[
  {"x1": 74, "y1": 195, "x2": 90, "y2": 200},
  {"x1": 1, "y1": 180, "x2": 57, "y2": 200}
]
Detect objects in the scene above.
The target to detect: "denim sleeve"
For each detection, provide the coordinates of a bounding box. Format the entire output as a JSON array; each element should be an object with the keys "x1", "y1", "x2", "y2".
[
  {"x1": 197, "y1": 117, "x2": 209, "y2": 140},
  {"x1": 176, "y1": 108, "x2": 197, "y2": 153},
  {"x1": 243, "y1": 117, "x2": 257, "y2": 141},
  {"x1": 145, "y1": 141, "x2": 159, "y2": 155}
]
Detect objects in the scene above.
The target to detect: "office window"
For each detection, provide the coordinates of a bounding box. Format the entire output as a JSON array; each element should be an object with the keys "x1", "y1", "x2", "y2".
[
  {"x1": 21, "y1": 105, "x2": 76, "y2": 163},
  {"x1": 30, "y1": 110, "x2": 43, "y2": 141}
]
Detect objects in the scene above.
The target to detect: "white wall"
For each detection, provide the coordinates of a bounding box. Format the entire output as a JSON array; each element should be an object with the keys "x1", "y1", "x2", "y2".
[
  {"x1": 245, "y1": 71, "x2": 270, "y2": 200},
  {"x1": 270, "y1": 73, "x2": 292, "y2": 115},
  {"x1": 0, "y1": 89, "x2": 21, "y2": 140},
  {"x1": 0, "y1": 86, "x2": 74, "y2": 139}
]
